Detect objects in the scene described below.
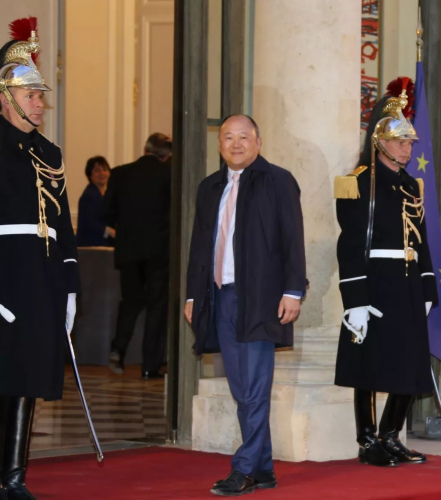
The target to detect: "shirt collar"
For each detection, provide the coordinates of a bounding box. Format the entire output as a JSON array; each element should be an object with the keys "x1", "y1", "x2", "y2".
[{"x1": 227, "y1": 167, "x2": 244, "y2": 181}]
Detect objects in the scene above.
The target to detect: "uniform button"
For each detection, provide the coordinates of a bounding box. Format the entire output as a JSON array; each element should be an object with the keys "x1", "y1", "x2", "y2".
[
  {"x1": 392, "y1": 185, "x2": 396, "y2": 191},
  {"x1": 410, "y1": 241, "x2": 414, "y2": 246},
  {"x1": 18, "y1": 143, "x2": 23, "y2": 149}
]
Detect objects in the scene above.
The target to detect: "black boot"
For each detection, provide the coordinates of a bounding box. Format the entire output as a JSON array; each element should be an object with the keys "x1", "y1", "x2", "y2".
[
  {"x1": 2, "y1": 397, "x2": 37, "y2": 499},
  {"x1": 354, "y1": 389, "x2": 399, "y2": 467},
  {"x1": 379, "y1": 394, "x2": 426, "y2": 464}
]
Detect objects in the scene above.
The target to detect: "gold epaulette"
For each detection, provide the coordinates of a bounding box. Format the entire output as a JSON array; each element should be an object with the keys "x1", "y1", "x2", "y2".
[
  {"x1": 334, "y1": 165, "x2": 368, "y2": 199},
  {"x1": 416, "y1": 178, "x2": 424, "y2": 199}
]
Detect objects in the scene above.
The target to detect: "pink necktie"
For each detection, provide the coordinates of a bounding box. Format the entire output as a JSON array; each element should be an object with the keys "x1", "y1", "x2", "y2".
[{"x1": 214, "y1": 173, "x2": 240, "y2": 289}]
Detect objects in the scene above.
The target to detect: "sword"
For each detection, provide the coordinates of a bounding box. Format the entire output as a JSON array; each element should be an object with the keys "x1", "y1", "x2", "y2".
[
  {"x1": 365, "y1": 136, "x2": 376, "y2": 261},
  {"x1": 66, "y1": 329, "x2": 104, "y2": 463}
]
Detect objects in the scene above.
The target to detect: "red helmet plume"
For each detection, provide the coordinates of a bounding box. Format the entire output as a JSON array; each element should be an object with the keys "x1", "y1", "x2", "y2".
[
  {"x1": 385, "y1": 77, "x2": 415, "y2": 118},
  {"x1": 9, "y1": 17, "x2": 39, "y2": 62}
]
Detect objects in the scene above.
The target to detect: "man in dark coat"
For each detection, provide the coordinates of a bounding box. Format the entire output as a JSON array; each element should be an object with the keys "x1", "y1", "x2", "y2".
[
  {"x1": 0, "y1": 20, "x2": 80, "y2": 499},
  {"x1": 185, "y1": 115, "x2": 307, "y2": 496},
  {"x1": 335, "y1": 82, "x2": 438, "y2": 467},
  {"x1": 102, "y1": 133, "x2": 171, "y2": 379}
]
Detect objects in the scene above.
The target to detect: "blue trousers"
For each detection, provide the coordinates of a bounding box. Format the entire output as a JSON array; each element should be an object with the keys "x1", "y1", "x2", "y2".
[{"x1": 215, "y1": 284, "x2": 275, "y2": 476}]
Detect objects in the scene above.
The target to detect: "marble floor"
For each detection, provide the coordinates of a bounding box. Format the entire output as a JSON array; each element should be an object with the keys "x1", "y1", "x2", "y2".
[
  {"x1": 29, "y1": 365, "x2": 441, "y2": 461},
  {"x1": 30, "y1": 365, "x2": 167, "y2": 458}
]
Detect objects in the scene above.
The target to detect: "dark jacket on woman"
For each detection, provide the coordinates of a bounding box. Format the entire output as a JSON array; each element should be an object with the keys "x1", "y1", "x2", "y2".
[{"x1": 76, "y1": 183, "x2": 113, "y2": 247}]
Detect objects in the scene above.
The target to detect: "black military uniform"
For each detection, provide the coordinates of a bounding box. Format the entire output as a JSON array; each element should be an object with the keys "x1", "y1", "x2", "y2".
[
  {"x1": 335, "y1": 159, "x2": 436, "y2": 394},
  {"x1": 335, "y1": 81, "x2": 438, "y2": 468},
  {"x1": 0, "y1": 19, "x2": 80, "y2": 500},
  {"x1": 0, "y1": 115, "x2": 80, "y2": 400}
]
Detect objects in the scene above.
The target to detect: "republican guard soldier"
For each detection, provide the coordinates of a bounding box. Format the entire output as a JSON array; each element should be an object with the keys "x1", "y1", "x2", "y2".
[
  {"x1": 0, "y1": 18, "x2": 80, "y2": 499},
  {"x1": 335, "y1": 78, "x2": 437, "y2": 467}
]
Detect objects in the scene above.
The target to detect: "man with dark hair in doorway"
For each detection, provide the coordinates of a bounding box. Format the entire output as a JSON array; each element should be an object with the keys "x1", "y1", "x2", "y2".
[{"x1": 103, "y1": 133, "x2": 172, "y2": 379}]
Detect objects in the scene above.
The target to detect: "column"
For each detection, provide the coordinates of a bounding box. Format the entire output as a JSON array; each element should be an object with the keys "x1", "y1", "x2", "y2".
[{"x1": 192, "y1": 0, "x2": 394, "y2": 461}]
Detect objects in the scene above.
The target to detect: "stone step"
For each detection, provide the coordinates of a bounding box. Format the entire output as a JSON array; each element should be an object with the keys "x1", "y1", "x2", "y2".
[
  {"x1": 288, "y1": 350, "x2": 337, "y2": 364},
  {"x1": 197, "y1": 377, "x2": 380, "y2": 405},
  {"x1": 292, "y1": 336, "x2": 339, "y2": 353},
  {"x1": 276, "y1": 351, "x2": 336, "y2": 366},
  {"x1": 274, "y1": 364, "x2": 336, "y2": 384}
]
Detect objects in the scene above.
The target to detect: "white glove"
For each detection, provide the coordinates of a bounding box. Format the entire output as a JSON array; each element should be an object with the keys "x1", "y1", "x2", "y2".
[
  {"x1": 66, "y1": 293, "x2": 77, "y2": 332},
  {"x1": 0, "y1": 304, "x2": 15, "y2": 323},
  {"x1": 343, "y1": 305, "x2": 383, "y2": 344},
  {"x1": 426, "y1": 301, "x2": 432, "y2": 316}
]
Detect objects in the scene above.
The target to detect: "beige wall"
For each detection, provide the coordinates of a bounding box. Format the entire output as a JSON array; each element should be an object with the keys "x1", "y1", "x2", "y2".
[
  {"x1": 381, "y1": 0, "x2": 419, "y2": 92},
  {"x1": 64, "y1": 0, "x2": 134, "y2": 224},
  {"x1": 64, "y1": 0, "x2": 174, "y2": 226},
  {"x1": 135, "y1": 0, "x2": 174, "y2": 154},
  {"x1": 64, "y1": 0, "x2": 111, "y2": 218}
]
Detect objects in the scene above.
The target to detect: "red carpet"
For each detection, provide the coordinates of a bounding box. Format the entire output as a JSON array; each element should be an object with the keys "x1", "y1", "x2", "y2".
[{"x1": 27, "y1": 447, "x2": 441, "y2": 499}]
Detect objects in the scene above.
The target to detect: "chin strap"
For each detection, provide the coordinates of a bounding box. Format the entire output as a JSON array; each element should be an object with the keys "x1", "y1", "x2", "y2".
[
  {"x1": 374, "y1": 137, "x2": 409, "y2": 169},
  {"x1": 0, "y1": 85, "x2": 39, "y2": 128}
]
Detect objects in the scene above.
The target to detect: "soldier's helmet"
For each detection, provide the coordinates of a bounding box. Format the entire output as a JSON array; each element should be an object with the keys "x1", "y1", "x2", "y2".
[
  {"x1": 0, "y1": 17, "x2": 50, "y2": 124},
  {"x1": 360, "y1": 77, "x2": 418, "y2": 169}
]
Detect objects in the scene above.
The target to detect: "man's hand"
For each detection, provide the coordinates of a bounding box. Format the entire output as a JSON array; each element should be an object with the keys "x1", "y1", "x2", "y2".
[
  {"x1": 184, "y1": 301, "x2": 193, "y2": 324},
  {"x1": 278, "y1": 296, "x2": 301, "y2": 324},
  {"x1": 104, "y1": 226, "x2": 116, "y2": 239}
]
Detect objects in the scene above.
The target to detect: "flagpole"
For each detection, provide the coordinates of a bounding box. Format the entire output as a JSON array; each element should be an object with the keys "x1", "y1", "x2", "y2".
[{"x1": 416, "y1": 6, "x2": 423, "y2": 63}]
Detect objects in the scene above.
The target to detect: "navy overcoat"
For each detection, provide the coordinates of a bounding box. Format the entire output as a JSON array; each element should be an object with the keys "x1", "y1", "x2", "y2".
[{"x1": 187, "y1": 154, "x2": 307, "y2": 355}]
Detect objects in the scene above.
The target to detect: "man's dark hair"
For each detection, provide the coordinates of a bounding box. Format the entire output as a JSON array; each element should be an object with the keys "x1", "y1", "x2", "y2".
[
  {"x1": 145, "y1": 132, "x2": 172, "y2": 160},
  {"x1": 219, "y1": 114, "x2": 260, "y2": 138},
  {"x1": 84, "y1": 156, "x2": 110, "y2": 182}
]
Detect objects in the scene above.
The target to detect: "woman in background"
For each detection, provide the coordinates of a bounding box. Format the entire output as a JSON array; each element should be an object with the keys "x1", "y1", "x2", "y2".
[{"x1": 76, "y1": 156, "x2": 115, "y2": 246}]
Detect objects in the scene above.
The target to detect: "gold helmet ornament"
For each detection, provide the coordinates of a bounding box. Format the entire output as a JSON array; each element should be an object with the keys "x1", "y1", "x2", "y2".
[
  {"x1": 0, "y1": 17, "x2": 51, "y2": 127},
  {"x1": 371, "y1": 77, "x2": 418, "y2": 168}
]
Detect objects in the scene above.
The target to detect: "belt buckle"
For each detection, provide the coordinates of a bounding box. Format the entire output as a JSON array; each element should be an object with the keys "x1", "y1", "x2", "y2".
[{"x1": 406, "y1": 248, "x2": 415, "y2": 261}]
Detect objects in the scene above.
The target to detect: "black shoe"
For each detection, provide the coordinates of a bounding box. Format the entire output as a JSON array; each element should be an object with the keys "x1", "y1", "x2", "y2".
[
  {"x1": 141, "y1": 371, "x2": 164, "y2": 380},
  {"x1": 379, "y1": 437, "x2": 427, "y2": 464},
  {"x1": 214, "y1": 470, "x2": 276, "y2": 490},
  {"x1": 358, "y1": 436, "x2": 399, "y2": 467},
  {"x1": 210, "y1": 470, "x2": 255, "y2": 496},
  {"x1": 4, "y1": 471, "x2": 37, "y2": 500},
  {"x1": 254, "y1": 470, "x2": 277, "y2": 489},
  {"x1": 109, "y1": 351, "x2": 124, "y2": 374}
]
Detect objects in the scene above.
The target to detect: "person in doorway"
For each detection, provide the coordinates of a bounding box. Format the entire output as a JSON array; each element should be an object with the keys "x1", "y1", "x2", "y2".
[
  {"x1": 334, "y1": 79, "x2": 437, "y2": 467},
  {"x1": 185, "y1": 114, "x2": 307, "y2": 496},
  {"x1": 103, "y1": 133, "x2": 172, "y2": 379},
  {"x1": 76, "y1": 156, "x2": 115, "y2": 247},
  {"x1": 0, "y1": 18, "x2": 80, "y2": 499}
]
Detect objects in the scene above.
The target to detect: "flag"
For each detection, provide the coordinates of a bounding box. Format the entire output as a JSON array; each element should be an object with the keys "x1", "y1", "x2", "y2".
[{"x1": 407, "y1": 61, "x2": 441, "y2": 360}]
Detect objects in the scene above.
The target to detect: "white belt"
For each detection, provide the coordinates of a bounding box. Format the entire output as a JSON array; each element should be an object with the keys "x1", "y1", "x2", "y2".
[
  {"x1": 370, "y1": 248, "x2": 418, "y2": 263},
  {"x1": 0, "y1": 224, "x2": 57, "y2": 241}
]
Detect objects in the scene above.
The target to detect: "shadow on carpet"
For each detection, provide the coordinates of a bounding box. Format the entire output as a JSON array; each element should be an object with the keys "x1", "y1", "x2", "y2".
[{"x1": 27, "y1": 447, "x2": 441, "y2": 499}]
